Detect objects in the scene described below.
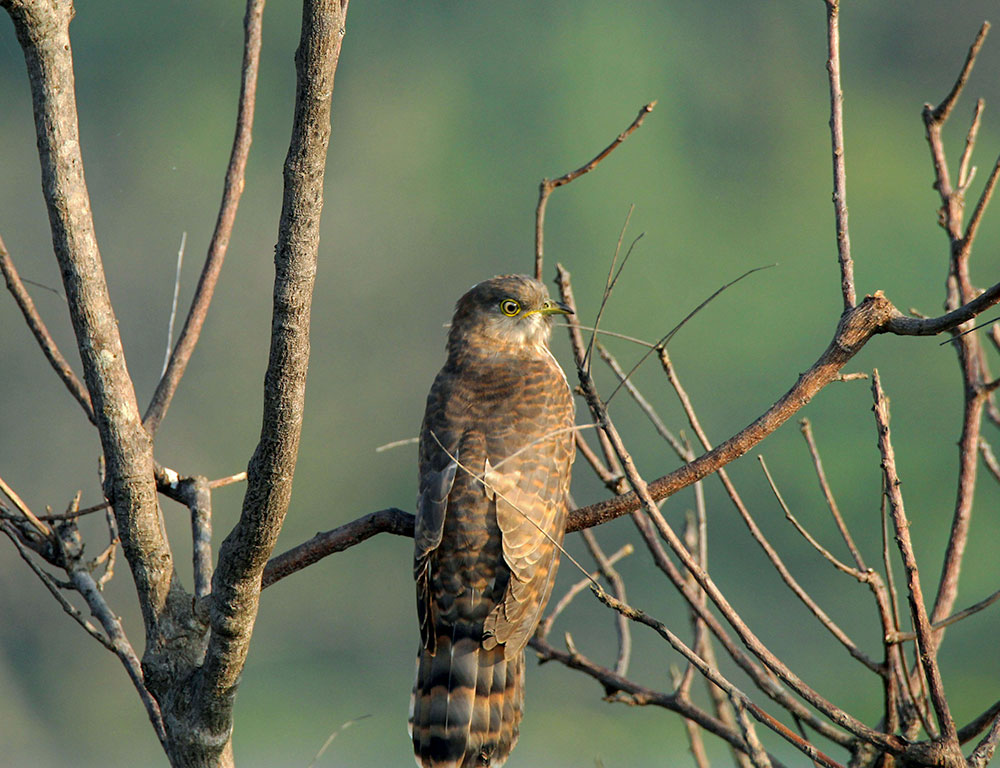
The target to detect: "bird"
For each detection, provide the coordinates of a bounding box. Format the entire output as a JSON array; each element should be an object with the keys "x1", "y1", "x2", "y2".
[{"x1": 409, "y1": 274, "x2": 576, "y2": 768}]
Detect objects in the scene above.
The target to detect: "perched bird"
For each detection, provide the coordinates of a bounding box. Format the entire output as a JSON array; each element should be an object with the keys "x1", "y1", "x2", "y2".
[{"x1": 410, "y1": 275, "x2": 576, "y2": 767}]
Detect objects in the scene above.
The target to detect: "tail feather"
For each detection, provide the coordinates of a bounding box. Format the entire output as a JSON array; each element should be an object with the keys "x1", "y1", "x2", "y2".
[{"x1": 411, "y1": 636, "x2": 524, "y2": 767}]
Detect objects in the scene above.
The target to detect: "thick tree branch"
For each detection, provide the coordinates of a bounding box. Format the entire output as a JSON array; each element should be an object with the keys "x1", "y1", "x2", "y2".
[
  {"x1": 2, "y1": 0, "x2": 181, "y2": 655},
  {"x1": 196, "y1": 0, "x2": 351, "y2": 752}
]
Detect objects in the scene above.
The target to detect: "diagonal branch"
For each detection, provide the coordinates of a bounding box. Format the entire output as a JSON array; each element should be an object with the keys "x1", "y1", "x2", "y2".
[
  {"x1": 2, "y1": 0, "x2": 178, "y2": 651},
  {"x1": 144, "y1": 0, "x2": 266, "y2": 434},
  {"x1": 535, "y1": 103, "x2": 655, "y2": 280},
  {"x1": 0, "y1": 235, "x2": 95, "y2": 424}
]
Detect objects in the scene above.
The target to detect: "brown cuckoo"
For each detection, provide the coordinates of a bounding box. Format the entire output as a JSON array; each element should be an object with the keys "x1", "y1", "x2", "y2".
[{"x1": 410, "y1": 275, "x2": 576, "y2": 767}]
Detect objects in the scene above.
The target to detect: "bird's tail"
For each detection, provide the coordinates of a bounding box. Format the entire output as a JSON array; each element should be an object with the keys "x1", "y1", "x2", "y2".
[{"x1": 409, "y1": 629, "x2": 524, "y2": 768}]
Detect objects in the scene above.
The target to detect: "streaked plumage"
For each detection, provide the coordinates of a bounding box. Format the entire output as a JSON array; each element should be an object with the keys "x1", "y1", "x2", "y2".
[{"x1": 410, "y1": 275, "x2": 576, "y2": 767}]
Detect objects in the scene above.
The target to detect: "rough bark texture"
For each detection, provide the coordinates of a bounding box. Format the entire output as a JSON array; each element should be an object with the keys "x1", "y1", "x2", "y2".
[{"x1": 0, "y1": 0, "x2": 350, "y2": 765}]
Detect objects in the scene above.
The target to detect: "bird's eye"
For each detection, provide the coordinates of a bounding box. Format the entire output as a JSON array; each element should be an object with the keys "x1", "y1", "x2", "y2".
[{"x1": 500, "y1": 299, "x2": 521, "y2": 316}]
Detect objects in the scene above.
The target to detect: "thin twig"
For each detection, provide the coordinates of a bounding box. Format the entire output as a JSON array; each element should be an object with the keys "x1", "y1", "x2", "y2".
[
  {"x1": 928, "y1": 22, "x2": 991, "y2": 125},
  {"x1": 887, "y1": 586, "x2": 1000, "y2": 643},
  {"x1": 758, "y1": 456, "x2": 860, "y2": 580},
  {"x1": 580, "y1": 528, "x2": 632, "y2": 676},
  {"x1": 529, "y1": 634, "x2": 789, "y2": 768},
  {"x1": 144, "y1": 0, "x2": 266, "y2": 434},
  {"x1": 756, "y1": 456, "x2": 880, "y2": 672},
  {"x1": 306, "y1": 714, "x2": 372, "y2": 768},
  {"x1": 957, "y1": 98, "x2": 985, "y2": 191},
  {"x1": 534, "y1": 102, "x2": 655, "y2": 280},
  {"x1": 161, "y1": 231, "x2": 187, "y2": 377},
  {"x1": 799, "y1": 419, "x2": 866, "y2": 570},
  {"x1": 731, "y1": 694, "x2": 774, "y2": 768},
  {"x1": 823, "y1": 0, "x2": 856, "y2": 309},
  {"x1": 0, "y1": 473, "x2": 52, "y2": 538},
  {"x1": 1, "y1": 521, "x2": 111, "y2": 650},
  {"x1": 594, "y1": 588, "x2": 847, "y2": 768},
  {"x1": 598, "y1": 341, "x2": 689, "y2": 461},
  {"x1": 538, "y1": 542, "x2": 632, "y2": 641},
  {"x1": 584, "y1": 206, "x2": 639, "y2": 372},
  {"x1": 605, "y1": 265, "x2": 774, "y2": 405},
  {"x1": 0, "y1": 235, "x2": 95, "y2": 424},
  {"x1": 962, "y1": 152, "x2": 1000, "y2": 247}
]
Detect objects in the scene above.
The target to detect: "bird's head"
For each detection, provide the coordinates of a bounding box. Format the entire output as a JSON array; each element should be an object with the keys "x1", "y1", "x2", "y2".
[{"x1": 447, "y1": 274, "x2": 572, "y2": 357}]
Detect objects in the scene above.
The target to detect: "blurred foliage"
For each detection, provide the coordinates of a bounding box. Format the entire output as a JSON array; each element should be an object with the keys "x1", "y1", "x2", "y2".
[{"x1": 2, "y1": 1, "x2": 999, "y2": 766}]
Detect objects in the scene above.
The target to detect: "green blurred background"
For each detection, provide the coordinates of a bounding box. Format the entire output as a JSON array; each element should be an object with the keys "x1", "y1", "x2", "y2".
[{"x1": 2, "y1": 1, "x2": 999, "y2": 766}]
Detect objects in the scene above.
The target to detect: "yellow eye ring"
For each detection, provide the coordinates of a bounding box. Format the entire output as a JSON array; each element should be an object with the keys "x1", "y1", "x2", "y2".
[{"x1": 499, "y1": 299, "x2": 521, "y2": 316}]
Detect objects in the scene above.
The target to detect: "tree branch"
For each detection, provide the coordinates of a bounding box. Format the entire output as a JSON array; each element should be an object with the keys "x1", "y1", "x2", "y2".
[
  {"x1": 824, "y1": 0, "x2": 856, "y2": 310},
  {"x1": 534, "y1": 102, "x2": 655, "y2": 280},
  {"x1": 2, "y1": 0, "x2": 179, "y2": 654},
  {"x1": 143, "y1": 0, "x2": 266, "y2": 434},
  {"x1": 871, "y1": 370, "x2": 959, "y2": 750},
  {"x1": 197, "y1": 0, "x2": 351, "y2": 750},
  {"x1": 0, "y1": 234, "x2": 95, "y2": 424}
]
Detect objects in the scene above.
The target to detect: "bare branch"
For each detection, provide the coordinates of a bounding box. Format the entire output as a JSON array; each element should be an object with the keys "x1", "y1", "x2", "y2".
[
  {"x1": 594, "y1": 588, "x2": 847, "y2": 768},
  {"x1": 927, "y1": 22, "x2": 990, "y2": 126},
  {"x1": 3, "y1": 0, "x2": 178, "y2": 653},
  {"x1": 799, "y1": 419, "x2": 866, "y2": 570},
  {"x1": 2, "y1": 520, "x2": 111, "y2": 650},
  {"x1": 871, "y1": 370, "x2": 959, "y2": 748},
  {"x1": 823, "y1": 0, "x2": 856, "y2": 309},
  {"x1": 534, "y1": 102, "x2": 655, "y2": 280},
  {"x1": 0, "y1": 235, "x2": 95, "y2": 424},
  {"x1": 967, "y1": 713, "x2": 1000, "y2": 768},
  {"x1": 198, "y1": 1, "x2": 352, "y2": 753},
  {"x1": 144, "y1": 0, "x2": 266, "y2": 434},
  {"x1": 887, "y1": 586, "x2": 1000, "y2": 643},
  {"x1": 529, "y1": 634, "x2": 787, "y2": 767},
  {"x1": 957, "y1": 99, "x2": 984, "y2": 192}
]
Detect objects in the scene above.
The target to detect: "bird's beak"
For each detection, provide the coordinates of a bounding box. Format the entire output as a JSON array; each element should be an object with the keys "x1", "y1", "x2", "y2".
[{"x1": 538, "y1": 300, "x2": 573, "y2": 316}]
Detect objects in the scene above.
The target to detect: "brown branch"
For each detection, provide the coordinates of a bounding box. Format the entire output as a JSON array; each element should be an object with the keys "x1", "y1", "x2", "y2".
[
  {"x1": 534, "y1": 103, "x2": 655, "y2": 280},
  {"x1": 967, "y1": 713, "x2": 1000, "y2": 768},
  {"x1": 960, "y1": 701, "x2": 1000, "y2": 745},
  {"x1": 927, "y1": 22, "x2": 990, "y2": 126},
  {"x1": 958, "y1": 99, "x2": 985, "y2": 192},
  {"x1": 200, "y1": 3, "x2": 351, "y2": 748},
  {"x1": 962, "y1": 152, "x2": 1000, "y2": 253},
  {"x1": 756, "y1": 457, "x2": 880, "y2": 673},
  {"x1": 263, "y1": 507, "x2": 411, "y2": 589},
  {"x1": 575, "y1": 337, "x2": 899, "y2": 753},
  {"x1": 2, "y1": 520, "x2": 110, "y2": 650},
  {"x1": 529, "y1": 634, "x2": 790, "y2": 768},
  {"x1": 799, "y1": 418, "x2": 866, "y2": 570},
  {"x1": 824, "y1": 0, "x2": 856, "y2": 310},
  {"x1": 871, "y1": 370, "x2": 959, "y2": 749},
  {"x1": 143, "y1": 0, "x2": 266, "y2": 434},
  {"x1": 887, "y1": 586, "x2": 1000, "y2": 644},
  {"x1": 593, "y1": 588, "x2": 847, "y2": 768},
  {"x1": 3, "y1": 0, "x2": 178, "y2": 660},
  {"x1": 0, "y1": 235, "x2": 95, "y2": 424}
]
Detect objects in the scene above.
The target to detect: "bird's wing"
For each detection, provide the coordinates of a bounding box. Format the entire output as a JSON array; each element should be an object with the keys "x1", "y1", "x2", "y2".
[{"x1": 482, "y1": 375, "x2": 575, "y2": 658}]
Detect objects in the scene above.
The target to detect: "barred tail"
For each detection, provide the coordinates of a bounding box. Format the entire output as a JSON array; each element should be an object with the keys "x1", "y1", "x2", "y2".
[{"x1": 409, "y1": 630, "x2": 524, "y2": 768}]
